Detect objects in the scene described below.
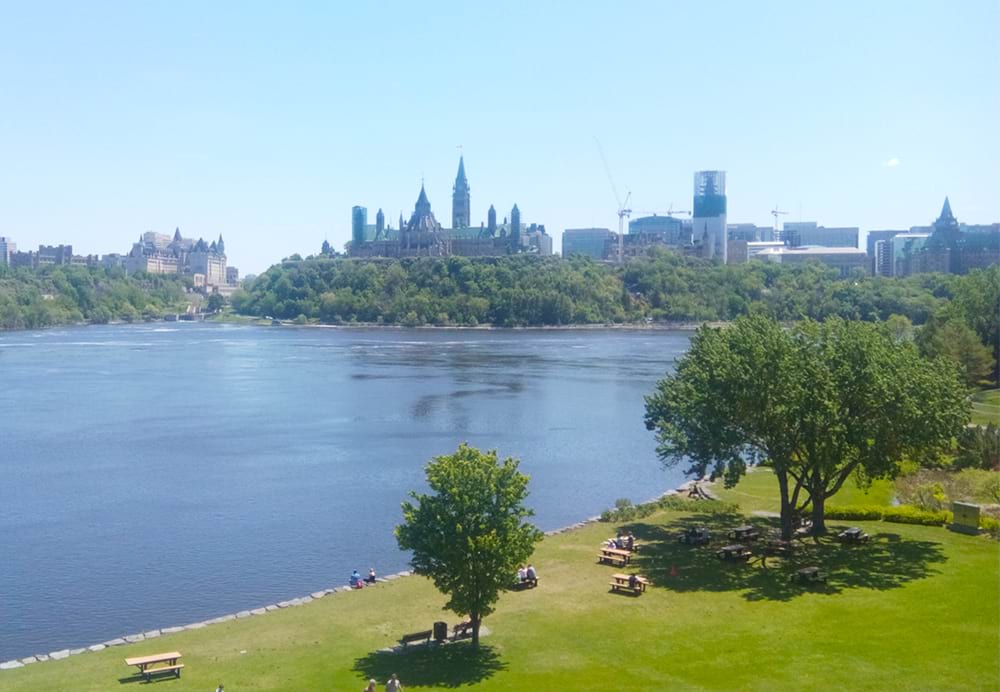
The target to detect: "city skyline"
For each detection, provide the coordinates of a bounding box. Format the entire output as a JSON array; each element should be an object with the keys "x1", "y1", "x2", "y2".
[{"x1": 1, "y1": 1, "x2": 997, "y2": 273}]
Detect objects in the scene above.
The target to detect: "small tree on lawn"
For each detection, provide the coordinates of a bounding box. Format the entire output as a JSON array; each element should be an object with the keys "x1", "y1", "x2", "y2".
[{"x1": 396, "y1": 443, "x2": 542, "y2": 647}]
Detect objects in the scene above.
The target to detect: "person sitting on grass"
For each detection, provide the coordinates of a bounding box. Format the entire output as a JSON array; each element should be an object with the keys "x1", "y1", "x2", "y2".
[
  {"x1": 350, "y1": 569, "x2": 364, "y2": 588},
  {"x1": 517, "y1": 565, "x2": 527, "y2": 583},
  {"x1": 526, "y1": 564, "x2": 537, "y2": 586},
  {"x1": 365, "y1": 567, "x2": 377, "y2": 584}
]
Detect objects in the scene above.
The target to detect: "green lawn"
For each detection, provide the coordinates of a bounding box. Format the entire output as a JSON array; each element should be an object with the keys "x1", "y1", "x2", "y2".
[
  {"x1": 972, "y1": 388, "x2": 1000, "y2": 426},
  {"x1": 4, "y1": 477, "x2": 997, "y2": 691}
]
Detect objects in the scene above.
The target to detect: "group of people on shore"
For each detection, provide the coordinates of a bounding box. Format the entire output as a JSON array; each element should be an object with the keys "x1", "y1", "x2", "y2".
[
  {"x1": 365, "y1": 673, "x2": 402, "y2": 691},
  {"x1": 350, "y1": 568, "x2": 379, "y2": 589},
  {"x1": 605, "y1": 531, "x2": 636, "y2": 551}
]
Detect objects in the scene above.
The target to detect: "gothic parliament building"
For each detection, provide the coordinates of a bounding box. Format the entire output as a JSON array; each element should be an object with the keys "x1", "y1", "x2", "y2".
[{"x1": 348, "y1": 157, "x2": 552, "y2": 258}]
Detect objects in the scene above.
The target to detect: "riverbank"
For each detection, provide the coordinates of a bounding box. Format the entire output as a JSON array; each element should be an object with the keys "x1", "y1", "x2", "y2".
[
  {"x1": 3, "y1": 472, "x2": 995, "y2": 690},
  {"x1": 0, "y1": 475, "x2": 703, "y2": 670},
  {"x1": 208, "y1": 312, "x2": 725, "y2": 331}
]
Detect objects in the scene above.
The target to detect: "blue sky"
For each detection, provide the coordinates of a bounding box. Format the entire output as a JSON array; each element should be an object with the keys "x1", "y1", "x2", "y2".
[{"x1": 1, "y1": 1, "x2": 997, "y2": 273}]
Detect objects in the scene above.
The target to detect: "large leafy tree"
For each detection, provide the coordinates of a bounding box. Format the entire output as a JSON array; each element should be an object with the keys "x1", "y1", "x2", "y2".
[
  {"x1": 917, "y1": 315, "x2": 994, "y2": 386},
  {"x1": 396, "y1": 444, "x2": 542, "y2": 647},
  {"x1": 645, "y1": 315, "x2": 970, "y2": 538}
]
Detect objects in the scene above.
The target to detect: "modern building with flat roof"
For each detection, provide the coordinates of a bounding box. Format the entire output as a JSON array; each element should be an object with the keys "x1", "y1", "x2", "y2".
[
  {"x1": 0, "y1": 236, "x2": 15, "y2": 266},
  {"x1": 782, "y1": 222, "x2": 859, "y2": 248},
  {"x1": 754, "y1": 246, "x2": 868, "y2": 277},
  {"x1": 562, "y1": 228, "x2": 613, "y2": 259}
]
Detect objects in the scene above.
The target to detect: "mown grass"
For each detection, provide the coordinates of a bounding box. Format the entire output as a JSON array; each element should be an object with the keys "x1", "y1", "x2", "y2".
[
  {"x1": 972, "y1": 388, "x2": 1000, "y2": 426},
  {"x1": 4, "y1": 475, "x2": 997, "y2": 691}
]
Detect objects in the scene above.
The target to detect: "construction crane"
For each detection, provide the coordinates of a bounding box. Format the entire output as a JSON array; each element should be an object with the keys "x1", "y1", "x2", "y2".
[
  {"x1": 771, "y1": 206, "x2": 789, "y2": 238},
  {"x1": 594, "y1": 137, "x2": 630, "y2": 264}
]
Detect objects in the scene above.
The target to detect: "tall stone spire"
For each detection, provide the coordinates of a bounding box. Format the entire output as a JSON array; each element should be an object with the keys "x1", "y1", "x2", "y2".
[
  {"x1": 487, "y1": 204, "x2": 497, "y2": 236},
  {"x1": 938, "y1": 196, "x2": 955, "y2": 223},
  {"x1": 375, "y1": 208, "x2": 385, "y2": 240},
  {"x1": 452, "y1": 156, "x2": 471, "y2": 229}
]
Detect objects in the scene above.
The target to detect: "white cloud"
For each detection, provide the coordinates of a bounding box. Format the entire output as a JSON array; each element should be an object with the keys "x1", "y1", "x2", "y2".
[{"x1": 884, "y1": 157, "x2": 900, "y2": 168}]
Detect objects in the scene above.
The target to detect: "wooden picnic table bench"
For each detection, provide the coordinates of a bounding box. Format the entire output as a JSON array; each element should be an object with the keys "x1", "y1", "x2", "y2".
[
  {"x1": 717, "y1": 544, "x2": 752, "y2": 562},
  {"x1": 838, "y1": 527, "x2": 870, "y2": 543},
  {"x1": 764, "y1": 539, "x2": 794, "y2": 556},
  {"x1": 728, "y1": 525, "x2": 761, "y2": 541},
  {"x1": 452, "y1": 620, "x2": 473, "y2": 640},
  {"x1": 793, "y1": 566, "x2": 828, "y2": 583},
  {"x1": 124, "y1": 651, "x2": 184, "y2": 681},
  {"x1": 399, "y1": 629, "x2": 433, "y2": 647},
  {"x1": 679, "y1": 527, "x2": 711, "y2": 545},
  {"x1": 597, "y1": 547, "x2": 632, "y2": 566},
  {"x1": 609, "y1": 573, "x2": 649, "y2": 595}
]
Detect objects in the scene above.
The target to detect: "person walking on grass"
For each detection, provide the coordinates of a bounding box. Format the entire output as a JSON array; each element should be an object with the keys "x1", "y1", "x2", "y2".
[
  {"x1": 386, "y1": 673, "x2": 403, "y2": 691},
  {"x1": 364, "y1": 679, "x2": 377, "y2": 692}
]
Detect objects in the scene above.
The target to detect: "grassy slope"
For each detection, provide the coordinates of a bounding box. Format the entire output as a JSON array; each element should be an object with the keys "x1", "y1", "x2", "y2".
[
  {"x1": 972, "y1": 389, "x2": 1000, "y2": 426},
  {"x1": 4, "y1": 477, "x2": 997, "y2": 691}
]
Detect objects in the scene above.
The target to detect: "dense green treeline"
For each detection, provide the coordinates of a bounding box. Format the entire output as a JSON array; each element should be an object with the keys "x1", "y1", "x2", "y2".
[
  {"x1": 0, "y1": 265, "x2": 188, "y2": 330},
  {"x1": 233, "y1": 251, "x2": 991, "y2": 326}
]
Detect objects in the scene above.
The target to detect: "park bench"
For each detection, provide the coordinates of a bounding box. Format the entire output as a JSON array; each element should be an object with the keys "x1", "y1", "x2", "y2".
[
  {"x1": 792, "y1": 566, "x2": 828, "y2": 584},
  {"x1": 452, "y1": 620, "x2": 473, "y2": 640},
  {"x1": 399, "y1": 630, "x2": 433, "y2": 647},
  {"x1": 124, "y1": 651, "x2": 184, "y2": 681},
  {"x1": 609, "y1": 573, "x2": 649, "y2": 595},
  {"x1": 598, "y1": 547, "x2": 632, "y2": 566},
  {"x1": 513, "y1": 575, "x2": 539, "y2": 589},
  {"x1": 717, "y1": 544, "x2": 752, "y2": 562}
]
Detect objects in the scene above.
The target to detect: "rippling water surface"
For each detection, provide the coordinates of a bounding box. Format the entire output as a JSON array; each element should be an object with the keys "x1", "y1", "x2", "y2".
[{"x1": 0, "y1": 323, "x2": 690, "y2": 660}]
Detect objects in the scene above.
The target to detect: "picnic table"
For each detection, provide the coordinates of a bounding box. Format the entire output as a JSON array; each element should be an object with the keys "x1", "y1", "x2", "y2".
[
  {"x1": 124, "y1": 651, "x2": 184, "y2": 681},
  {"x1": 609, "y1": 573, "x2": 649, "y2": 595},
  {"x1": 728, "y1": 525, "x2": 760, "y2": 542},
  {"x1": 764, "y1": 539, "x2": 794, "y2": 556},
  {"x1": 716, "y1": 543, "x2": 752, "y2": 562},
  {"x1": 838, "y1": 527, "x2": 870, "y2": 543},
  {"x1": 598, "y1": 547, "x2": 632, "y2": 566},
  {"x1": 679, "y1": 526, "x2": 711, "y2": 545},
  {"x1": 793, "y1": 566, "x2": 828, "y2": 583}
]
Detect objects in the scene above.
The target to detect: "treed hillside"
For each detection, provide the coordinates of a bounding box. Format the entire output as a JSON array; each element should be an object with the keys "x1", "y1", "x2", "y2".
[
  {"x1": 0, "y1": 265, "x2": 189, "y2": 330},
  {"x1": 233, "y1": 252, "x2": 994, "y2": 327}
]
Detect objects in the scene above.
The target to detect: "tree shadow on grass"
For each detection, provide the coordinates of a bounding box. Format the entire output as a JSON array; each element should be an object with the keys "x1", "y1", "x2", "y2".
[
  {"x1": 617, "y1": 511, "x2": 947, "y2": 602},
  {"x1": 353, "y1": 642, "x2": 506, "y2": 689}
]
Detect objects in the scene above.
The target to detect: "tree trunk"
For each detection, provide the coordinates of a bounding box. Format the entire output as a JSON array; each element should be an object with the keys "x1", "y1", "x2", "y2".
[
  {"x1": 809, "y1": 465, "x2": 828, "y2": 535},
  {"x1": 776, "y1": 469, "x2": 794, "y2": 541},
  {"x1": 811, "y1": 493, "x2": 827, "y2": 535},
  {"x1": 471, "y1": 613, "x2": 480, "y2": 648}
]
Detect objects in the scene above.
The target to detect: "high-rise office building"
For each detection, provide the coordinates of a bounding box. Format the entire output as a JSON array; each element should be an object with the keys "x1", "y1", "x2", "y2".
[
  {"x1": 452, "y1": 156, "x2": 470, "y2": 229},
  {"x1": 0, "y1": 236, "x2": 15, "y2": 266},
  {"x1": 351, "y1": 206, "x2": 368, "y2": 247},
  {"x1": 693, "y1": 171, "x2": 727, "y2": 262},
  {"x1": 866, "y1": 229, "x2": 905, "y2": 274}
]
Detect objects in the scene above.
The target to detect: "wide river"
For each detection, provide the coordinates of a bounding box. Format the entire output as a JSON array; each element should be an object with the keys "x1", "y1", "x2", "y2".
[{"x1": 0, "y1": 323, "x2": 690, "y2": 661}]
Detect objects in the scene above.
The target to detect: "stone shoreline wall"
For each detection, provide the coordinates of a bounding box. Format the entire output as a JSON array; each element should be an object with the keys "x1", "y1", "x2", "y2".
[{"x1": 0, "y1": 481, "x2": 706, "y2": 671}]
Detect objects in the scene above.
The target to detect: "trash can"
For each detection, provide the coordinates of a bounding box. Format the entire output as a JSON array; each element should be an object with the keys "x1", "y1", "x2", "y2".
[{"x1": 433, "y1": 621, "x2": 448, "y2": 642}]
